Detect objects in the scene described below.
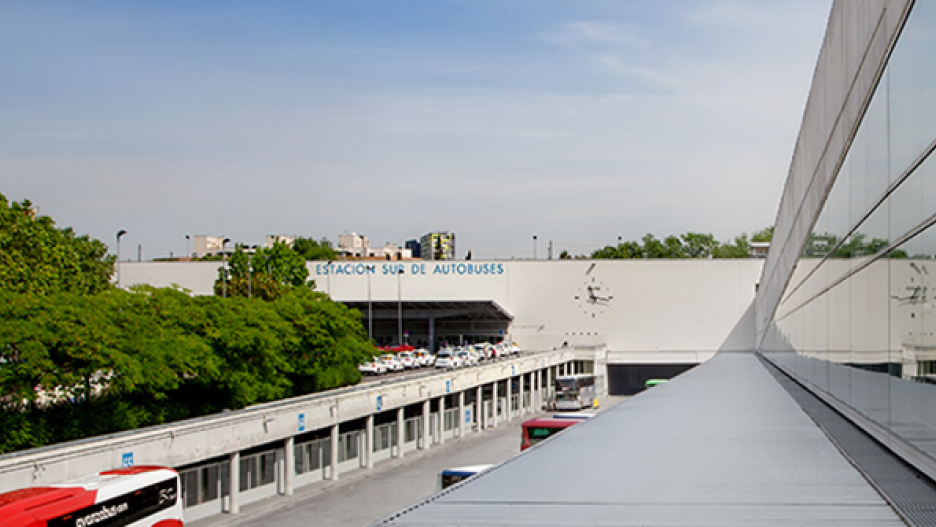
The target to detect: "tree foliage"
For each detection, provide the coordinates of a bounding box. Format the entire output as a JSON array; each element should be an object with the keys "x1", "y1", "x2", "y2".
[
  {"x1": 215, "y1": 242, "x2": 312, "y2": 299},
  {"x1": 292, "y1": 237, "x2": 338, "y2": 261},
  {"x1": 0, "y1": 287, "x2": 371, "y2": 454},
  {"x1": 0, "y1": 194, "x2": 114, "y2": 294},
  {"x1": 590, "y1": 231, "x2": 757, "y2": 259},
  {"x1": 0, "y1": 198, "x2": 372, "y2": 454}
]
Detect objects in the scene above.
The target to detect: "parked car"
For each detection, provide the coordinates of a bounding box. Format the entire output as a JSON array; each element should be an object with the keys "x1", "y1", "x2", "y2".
[
  {"x1": 457, "y1": 349, "x2": 476, "y2": 367},
  {"x1": 414, "y1": 349, "x2": 433, "y2": 367},
  {"x1": 398, "y1": 351, "x2": 416, "y2": 369},
  {"x1": 435, "y1": 350, "x2": 462, "y2": 369},
  {"x1": 359, "y1": 357, "x2": 387, "y2": 376},
  {"x1": 474, "y1": 344, "x2": 493, "y2": 361},
  {"x1": 380, "y1": 354, "x2": 404, "y2": 372}
]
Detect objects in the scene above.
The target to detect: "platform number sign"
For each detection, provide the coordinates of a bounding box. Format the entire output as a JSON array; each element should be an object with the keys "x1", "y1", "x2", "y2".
[
  {"x1": 122, "y1": 453, "x2": 134, "y2": 467},
  {"x1": 298, "y1": 413, "x2": 306, "y2": 432},
  {"x1": 376, "y1": 396, "x2": 383, "y2": 411},
  {"x1": 446, "y1": 380, "x2": 451, "y2": 393}
]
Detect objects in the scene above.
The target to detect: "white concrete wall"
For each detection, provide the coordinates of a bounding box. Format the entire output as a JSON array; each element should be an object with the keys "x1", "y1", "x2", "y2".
[
  {"x1": 0, "y1": 351, "x2": 570, "y2": 492},
  {"x1": 121, "y1": 259, "x2": 763, "y2": 360}
]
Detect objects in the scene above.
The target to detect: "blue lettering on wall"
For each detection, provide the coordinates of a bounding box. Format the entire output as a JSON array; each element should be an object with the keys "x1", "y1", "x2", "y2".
[{"x1": 315, "y1": 262, "x2": 505, "y2": 277}]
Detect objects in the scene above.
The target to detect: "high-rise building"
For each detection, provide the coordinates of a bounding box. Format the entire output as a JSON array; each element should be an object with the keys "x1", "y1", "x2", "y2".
[
  {"x1": 405, "y1": 239, "x2": 421, "y2": 259},
  {"x1": 420, "y1": 231, "x2": 455, "y2": 261}
]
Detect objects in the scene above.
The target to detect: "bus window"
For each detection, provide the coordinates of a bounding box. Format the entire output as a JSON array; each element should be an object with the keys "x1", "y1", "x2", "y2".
[
  {"x1": 521, "y1": 418, "x2": 581, "y2": 451},
  {"x1": 552, "y1": 374, "x2": 598, "y2": 411},
  {"x1": 0, "y1": 466, "x2": 183, "y2": 527},
  {"x1": 439, "y1": 465, "x2": 493, "y2": 490}
]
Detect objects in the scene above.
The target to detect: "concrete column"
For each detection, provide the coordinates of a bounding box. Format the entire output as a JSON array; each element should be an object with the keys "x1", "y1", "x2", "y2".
[
  {"x1": 491, "y1": 381, "x2": 498, "y2": 428},
  {"x1": 365, "y1": 414, "x2": 374, "y2": 468},
  {"x1": 329, "y1": 424, "x2": 339, "y2": 480},
  {"x1": 429, "y1": 316, "x2": 436, "y2": 352},
  {"x1": 395, "y1": 407, "x2": 405, "y2": 458},
  {"x1": 546, "y1": 367, "x2": 553, "y2": 409},
  {"x1": 519, "y1": 375, "x2": 526, "y2": 416},
  {"x1": 476, "y1": 386, "x2": 483, "y2": 432},
  {"x1": 506, "y1": 377, "x2": 512, "y2": 421},
  {"x1": 229, "y1": 451, "x2": 240, "y2": 514},
  {"x1": 284, "y1": 436, "x2": 295, "y2": 496},
  {"x1": 438, "y1": 396, "x2": 446, "y2": 445},
  {"x1": 458, "y1": 391, "x2": 465, "y2": 437},
  {"x1": 421, "y1": 399, "x2": 430, "y2": 449},
  {"x1": 533, "y1": 370, "x2": 540, "y2": 411}
]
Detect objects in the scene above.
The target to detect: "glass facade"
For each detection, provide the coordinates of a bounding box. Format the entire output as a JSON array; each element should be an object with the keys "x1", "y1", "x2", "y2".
[{"x1": 762, "y1": 1, "x2": 936, "y2": 466}]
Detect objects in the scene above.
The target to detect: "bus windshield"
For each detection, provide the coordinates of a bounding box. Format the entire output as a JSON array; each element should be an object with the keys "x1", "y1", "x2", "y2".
[
  {"x1": 552, "y1": 374, "x2": 597, "y2": 411},
  {"x1": 521, "y1": 418, "x2": 581, "y2": 450},
  {"x1": 439, "y1": 465, "x2": 493, "y2": 490}
]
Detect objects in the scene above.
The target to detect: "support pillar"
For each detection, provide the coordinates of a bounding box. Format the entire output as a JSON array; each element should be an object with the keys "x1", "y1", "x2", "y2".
[
  {"x1": 329, "y1": 424, "x2": 339, "y2": 480},
  {"x1": 395, "y1": 407, "x2": 405, "y2": 458},
  {"x1": 546, "y1": 367, "x2": 553, "y2": 409},
  {"x1": 458, "y1": 391, "x2": 465, "y2": 437},
  {"x1": 421, "y1": 399, "x2": 430, "y2": 449},
  {"x1": 506, "y1": 377, "x2": 512, "y2": 421},
  {"x1": 476, "y1": 386, "x2": 484, "y2": 431},
  {"x1": 229, "y1": 451, "x2": 240, "y2": 514},
  {"x1": 365, "y1": 414, "x2": 374, "y2": 468},
  {"x1": 491, "y1": 381, "x2": 498, "y2": 428},
  {"x1": 284, "y1": 436, "x2": 295, "y2": 496},
  {"x1": 438, "y1": 396, "x2": 446, "y2": 445},
  {"x1": 519, "y1": 374, "x2": 525, "y2": 416}
]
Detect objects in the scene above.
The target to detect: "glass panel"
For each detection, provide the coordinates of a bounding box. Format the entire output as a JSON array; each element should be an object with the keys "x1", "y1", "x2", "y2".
[
  {"x1": 181, "y1": 470, "x2": 199, "y2": 508},
  {"x1": 260, "y1": 452, "x2": 276, "y2": 485}
]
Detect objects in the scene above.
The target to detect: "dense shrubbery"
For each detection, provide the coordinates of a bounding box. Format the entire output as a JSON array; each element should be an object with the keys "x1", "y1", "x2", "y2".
[{"x1": 0, "y1": 194, "x2": 371, "y2": 454}]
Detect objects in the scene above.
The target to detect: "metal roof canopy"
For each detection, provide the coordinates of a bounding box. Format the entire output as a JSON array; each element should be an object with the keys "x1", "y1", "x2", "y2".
[
  {"x1": 374, "y1": 353, "x2": 905, "y2": 526},
  {"x1": 340, "y1": 300, "x2": 513, "y2": 321}
]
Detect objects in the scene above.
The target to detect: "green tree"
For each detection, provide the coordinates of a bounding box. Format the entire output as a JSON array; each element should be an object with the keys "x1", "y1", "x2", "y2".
[
  {"x1": 713, "y1": 234, "x2": 751, "y2": 258},
  {"x1": 752, "y1": 226, "x2": 774, "y2": 243},
  {"x1": 0, "y1": 194, "x2": 114, "y2": 295},
  {"x1": 292, "y1": 237, "x2": 337, "y2": 261},
  {"x1": 681, "y1": 232, "x2": 718, "y2": 258},
  {"x1": 217, "y1": 242, "x2": 311, "y2": 299}
]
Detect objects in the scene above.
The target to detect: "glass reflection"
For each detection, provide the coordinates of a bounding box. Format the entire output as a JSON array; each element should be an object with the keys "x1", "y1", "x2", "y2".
[{"x1": 765, "y1": 1, "x2": 936, "y2": 465}]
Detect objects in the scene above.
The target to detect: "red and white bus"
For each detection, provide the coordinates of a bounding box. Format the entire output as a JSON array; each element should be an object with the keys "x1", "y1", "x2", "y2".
[
  {"x1": 0, "y1": 465, "x2": 183, "y2": 527},
  {"x1": 520, "y1": 417, "x2": 581, "y2": 451}
]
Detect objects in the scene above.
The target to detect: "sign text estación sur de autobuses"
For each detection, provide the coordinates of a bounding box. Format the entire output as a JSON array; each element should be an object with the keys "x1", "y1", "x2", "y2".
[{"x1": 314, "y1": 262, "x2": 506, "y2": 277}]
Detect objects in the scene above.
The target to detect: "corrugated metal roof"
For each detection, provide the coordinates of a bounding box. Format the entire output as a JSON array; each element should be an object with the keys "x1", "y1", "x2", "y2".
[{"x1": 375, "y1": 353, "x2": 904, "y2": 526}]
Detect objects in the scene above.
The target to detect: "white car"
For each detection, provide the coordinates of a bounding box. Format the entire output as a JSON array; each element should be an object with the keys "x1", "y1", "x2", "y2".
[
  {"x1": 456, "y1": 349, "x2": 475, "y2": 367},
  {"x1": 397, "y1": 351, "x2": 416, "y2": 369},
  {"x1": 474, "y1": 344, "x2": 493, "y2": 361},
  {"x1": 435, "y1": 350, "x2": 462, "y2": 369},
  {"x1": 358, "y1": 357, "x2": 387, "y2": 376},
  {"x1": 380, "y1": 354, "x2": 404, "y2": 372},
  {"x1": 414, "y1": 349, "x2": 433, "y2": 367}
]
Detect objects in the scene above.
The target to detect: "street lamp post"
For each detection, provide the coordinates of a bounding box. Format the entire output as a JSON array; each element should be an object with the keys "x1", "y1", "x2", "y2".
[
  {"x1": 533, "y1": 235, "x2": 538, "y2": 260},
  {"x1": 397, "y1": 267, "x2": 405, "y2": 346},
  {"x1": 221, "y1": 237, "x2": 230, "y2": 298},
  {"x1": 116, "y1": 230, "x2": 127, "y2": 288},
  {"x1": 247, "y1": 245, "x2": 257, "y2": 299},
  {"x1": 185, "y1": 234, "x2": 191, "y2": 259}
]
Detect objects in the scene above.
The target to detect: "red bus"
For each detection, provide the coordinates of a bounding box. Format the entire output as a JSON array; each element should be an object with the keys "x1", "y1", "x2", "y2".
[
  {"x1": 520, "y1": 417, "x2": 581, "y2": 451},
  {"x1": 0, "y1": 465, "x2": 183, "y2": 527}
]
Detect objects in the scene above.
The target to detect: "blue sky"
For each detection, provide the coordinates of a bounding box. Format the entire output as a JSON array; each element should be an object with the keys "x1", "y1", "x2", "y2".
[{"x1": 1, "y1": 1, "x2": 832, "y2": 260}]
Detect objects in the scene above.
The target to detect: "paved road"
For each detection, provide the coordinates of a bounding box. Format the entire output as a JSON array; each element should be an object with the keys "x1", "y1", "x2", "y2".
[{"x1": 195, "y1": 396, "x2": 626, "y2": 527}]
